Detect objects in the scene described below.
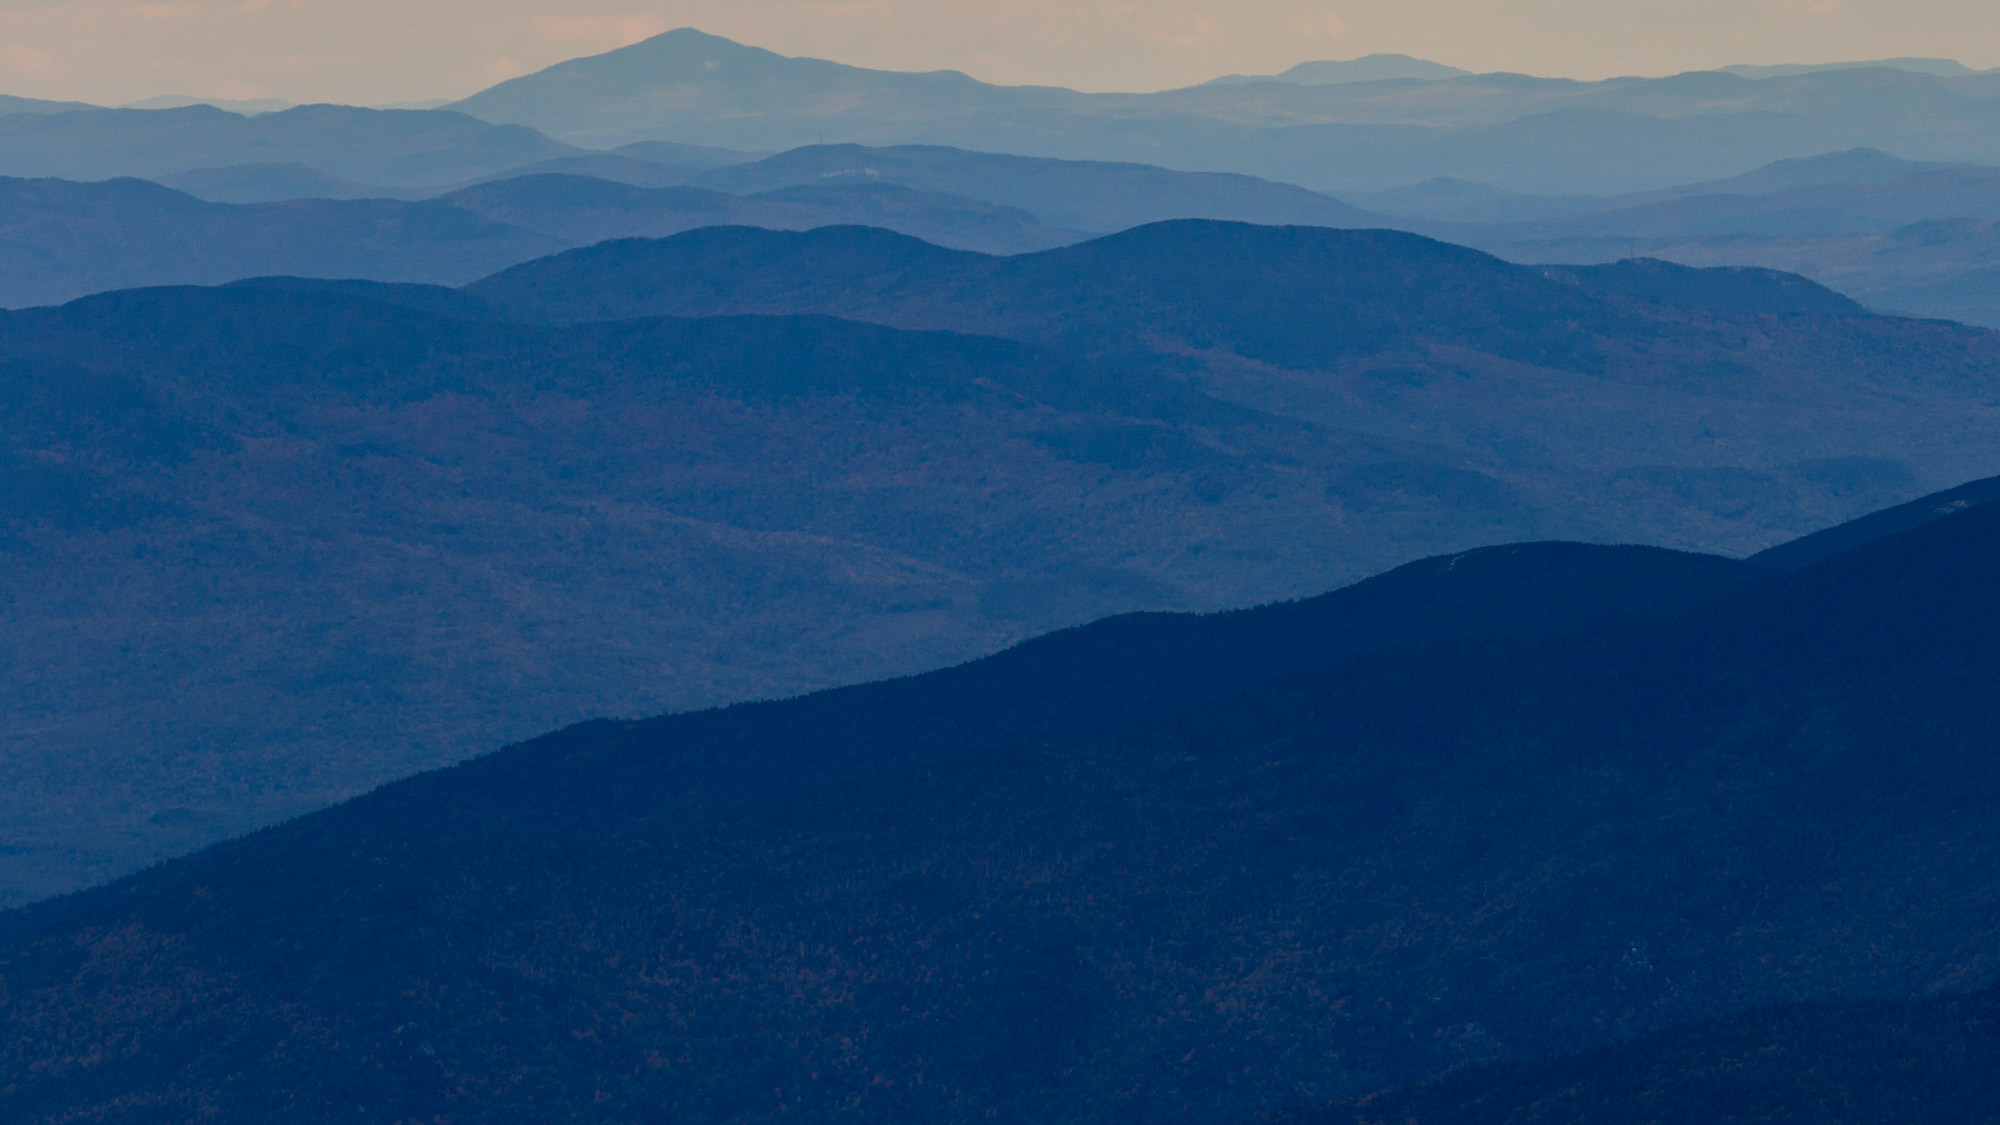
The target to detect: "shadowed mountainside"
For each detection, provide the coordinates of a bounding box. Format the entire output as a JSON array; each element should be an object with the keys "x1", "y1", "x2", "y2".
[
  {"x1": 1270, "y1": 984, "x2": 2000, "y2": 1125},
  {"x1": 466, "y1": 221, "x2": 2000, "y2": 498},
  {"x1": 1749, "y1": 470, "x2": 2000, "y2": 569},
  {"x1": 0, "y1": 285, "x2": 1331, "y2": 902},
  {"x1": 5, "y1": 487, "x2": 2000, "y2": 1122}
]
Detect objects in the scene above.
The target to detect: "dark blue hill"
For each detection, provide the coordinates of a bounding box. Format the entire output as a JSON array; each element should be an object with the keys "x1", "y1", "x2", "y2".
[
  {"x1": 1750, "y1": 470, "x2": 2000, "y2": 569},
  {"x1": 467, "y1": 219, "x2": 1881, "y2": 374},
  {"x1": 0, "y1": 283, "x2": 1223, "y2": 414},
  {"x1": 683, "y1": 143, "x2": 1383, "y2": 233},
  {"x1": 272, "y1": 540, "x2": 1758, "y2": 845},
  {"x1": 1542, "y1": 257, "x2": 1868, "y2": 316},
  {"x1": 0, "y1": 173, "x2": 1072, "y2": 309},
  {"x1": 7, "y1": 488, "x2": 2000, "y2": 1122},
  {"x1": 0, "y1": 174, "x2": 562, "y2": 307},
  {"x1": 1276, "y1": 984, "x2": 2000, "y2": 1124},
  {"x1": 463, "y1": 221, "x2": 2000, "y2": 537},
  {"x1": 437, "y1": 172, "x2": 1070, "y2": 253},
  {"x1": 468, "y1": 220, "x2": 1639, "y2": 372}
]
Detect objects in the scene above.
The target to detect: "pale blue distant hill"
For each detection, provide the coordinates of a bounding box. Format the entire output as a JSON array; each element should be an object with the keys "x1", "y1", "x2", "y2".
[
  {"x1": 0, "y1": 104, "x2": 581, "y2": 187},
  {"x1": 121, "y1": 94, "x2": 296, "y2": 115},
  {"x1": 445, "y1": 28, "x2": 2000, "y2": 195},
  {"x1": 1202, "y1": 54, "x2": 1470, "y2": 86},
  {"x1": 1721, "y1": 58, "x2": 1989, "y2": 79},
  {"x1": 0, "y1": 93, "x2": 97, "y2": 115}
]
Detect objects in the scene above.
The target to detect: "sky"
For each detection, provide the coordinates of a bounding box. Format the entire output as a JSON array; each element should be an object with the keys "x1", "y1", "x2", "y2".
[{"x1": 1, "y1": 0, "x2": 1997, "y2": 106}]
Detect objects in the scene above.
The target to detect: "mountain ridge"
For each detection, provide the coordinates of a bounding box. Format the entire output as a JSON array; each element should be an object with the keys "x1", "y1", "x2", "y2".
[
  {"x1": 442, "y1": 29, "x2": 2000, "y2": 194},
  {"x1": 6, "y1": 220, "x2": 1997, "y2": 906},
  {"x1": 7, "y1": 477, "x2": 2000, "y2": 1121},
  {"x1": 1272, "y1": 982, "x2": 2000, "y2": 1124}
]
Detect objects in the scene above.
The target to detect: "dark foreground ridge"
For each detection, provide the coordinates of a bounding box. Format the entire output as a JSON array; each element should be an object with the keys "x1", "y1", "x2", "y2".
[
  {"x1": 1272, "y1": 984, "x2": 2000, "y2": 1124},
  {"x1": 5, "y1": 479, "x2": 2000, "y2": 1122},
  {"x1": 1750, "y1": 469, "x2": 2000, "y2": 570}
]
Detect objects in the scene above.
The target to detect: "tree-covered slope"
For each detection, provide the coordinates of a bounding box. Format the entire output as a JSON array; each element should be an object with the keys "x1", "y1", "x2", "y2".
[
  {"x1": 8, "y1": 220, "x2": 2000, "y2": 902},
  {"x1": 1274, "y1": 985, "x2": 2000, "y2": 1125},
  {"x1": 5, "y1": 496, "x2": 2000, "y2": 1122},
  {"x1": 0, "y1": 277, "x2": 1622, "y2": 904},
  {"x1": 467, "y1": 220, "x2": 2000, "y2": 495}
]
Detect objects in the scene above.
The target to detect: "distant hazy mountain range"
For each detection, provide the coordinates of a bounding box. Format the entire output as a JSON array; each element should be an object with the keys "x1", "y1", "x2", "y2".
[
  {"x1": 10, "y1": 32, "x2": 2000, "y2": 197},
  {"x1": 0, "y1": 143, "x2": 1392, "y2": 307},
  {"x1": 11, "y1": 30, "x2": 2000, "y2": 326},
  {"x1": 1202, "y1": 53, "x2": 1471, "y2": 86},
  {"x1": 0, "y1": 172, "x2": 1085, "y2": 306},
  {"x1": 13, "y1": 140, "x2": 2000, "y2": 327},
  {"x1": 4, "y1": 219, "x2": 1999, "y2": 906},
  {"x1": 0, "y1": 103, "x2": 579, "y2": 187},
  {"x1": 10, "y1": 42, "x2": 2000, "y2": 1118},
  {"x1": 1346, "y1": 149, "x2": 2000, "y2": 327},
  {"x1": 443, "y1": 29, "x2": 2000, "y2": 193}
]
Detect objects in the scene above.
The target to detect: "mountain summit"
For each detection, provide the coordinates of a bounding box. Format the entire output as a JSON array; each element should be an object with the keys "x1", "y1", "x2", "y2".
[
  {"x1": 451, "y1": 28, "x2": 1019, "y2": 152},
  {"x1": 448, "y1": 31, "x2": 2000, "y2": 194},
  {"x1": 1203, "y1": 54, "x2": 1471, "y2": 86}
]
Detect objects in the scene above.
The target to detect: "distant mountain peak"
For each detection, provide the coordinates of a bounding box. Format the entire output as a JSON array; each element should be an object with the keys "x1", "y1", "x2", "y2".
[
  {"x1": 448, "y1": 27, "x2": 990, "y2": 149},
  {"x1": 120, "y1": 94, "x2": 296, "y2": 115},
  {"x1": 1203, "y1": 53, "x2": 1470, "y2": 87}
]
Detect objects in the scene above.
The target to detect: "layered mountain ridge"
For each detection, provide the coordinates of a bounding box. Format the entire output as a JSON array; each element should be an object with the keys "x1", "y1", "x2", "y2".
[
  {"x1": 7, "y1": 28, "x2": 2000, "y2": 1125},
  {"x1": 5, "y1": 218, "x2": 1999, "y2": 904},
  {"x1": 6, "y1": 467, "x2": 2000, "y2": 1122},
  {"x1": 445, "y1": 29, "x2": 2000, "y2": 194}
]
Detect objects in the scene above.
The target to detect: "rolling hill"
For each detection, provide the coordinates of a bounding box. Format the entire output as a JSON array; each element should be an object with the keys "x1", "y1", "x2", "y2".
[
  {"x1": 0, "y1": 176, "x2": 565, "y2": 306},
  {"x1": 5, "y1": 480, "x2": 2000, "y2": 1122},
  {"x1": 683, "y1": 144, "x2": 1383, "y2": 233},
  {"x1": 434, "y1": 174, "x2": 1071, "y2": 253},
  {"x1": 466, "y1": 221, "x2": 2000, "y2": 495},
  {"x1": 0, "y1": 274, "x2": 1598, "y2": 905},
  {"x1": 1349, "y1": 151, "x2": 2000, "y2": 327},
  {"x1": 0, "y1": 103, "x2": 581, "y2": 188},
  {"x1": 0, "y1": 174, "x2": 1072, "y2": 308}
]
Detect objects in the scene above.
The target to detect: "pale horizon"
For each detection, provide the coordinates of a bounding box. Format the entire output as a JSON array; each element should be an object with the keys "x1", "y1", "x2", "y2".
[{"x1": 1, "y1": 1, "x2": 1998, "y2": 107}]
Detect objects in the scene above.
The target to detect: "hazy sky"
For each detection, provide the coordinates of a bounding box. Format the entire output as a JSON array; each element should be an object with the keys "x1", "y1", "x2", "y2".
[{"x1": 2, "y1": 0, "x2": 1997, "y2": 105}]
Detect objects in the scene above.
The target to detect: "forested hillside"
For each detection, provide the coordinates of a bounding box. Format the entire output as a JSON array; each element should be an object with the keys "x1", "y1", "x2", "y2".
[
  {"x1": 5, "y1": 487, "x2": 2000, "y2": 1122},
  {"x1": 6, "y1": 221, "x2": 1999, "y2": 903}
]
